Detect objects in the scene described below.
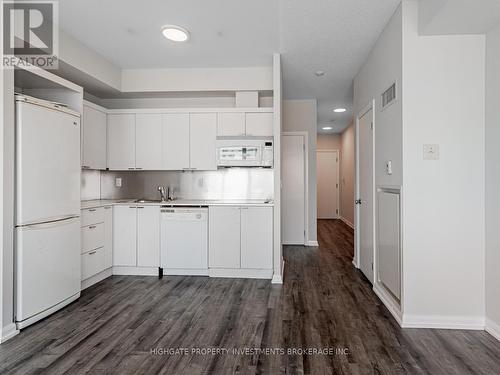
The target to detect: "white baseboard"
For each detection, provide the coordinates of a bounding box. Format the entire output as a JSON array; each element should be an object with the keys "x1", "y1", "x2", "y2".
[
  {"x1": 113, "y1": 266, "x2": 159, "y2": 276},
  {"x1": 82, "y1": 268, "x2": 112, "y2": 290},
  {"x1": 402, "y1": 314, "x2": 485, "y2": 330},
  {"x1": 1, "y1": 323, "x2": 19, "y2": 343},
  {"x1": 373, "y1": 283, "x2": 402, "y2": 326},
  {"x1": 485, "y1": 318, "x2": 500, "y2": 341},
  {"x1": 339, "y1": 216, "x2": 354, "y2": 229},
  {"x1": 305, "y1": 240, "x2": 319, "y2": 247},
  {"x1": 209, "y1": 268, "x2": 273, "y2": 279},
  {"x1": 163, "y1": 268, "x2": 208, "y2": 276},
  {"x1": 271, "y1": 259, "x2": 285, "y2": 284}
]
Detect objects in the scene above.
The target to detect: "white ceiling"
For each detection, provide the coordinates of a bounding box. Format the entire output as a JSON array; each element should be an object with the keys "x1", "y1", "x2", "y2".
[{"x1": 59, "y1": 0, "x2": 401, "y2": 133}]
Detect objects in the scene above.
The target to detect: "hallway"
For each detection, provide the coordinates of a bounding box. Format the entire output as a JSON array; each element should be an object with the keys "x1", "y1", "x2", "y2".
[{"x1": 0, "y1": 220, "x2": 499, "y2": 374}]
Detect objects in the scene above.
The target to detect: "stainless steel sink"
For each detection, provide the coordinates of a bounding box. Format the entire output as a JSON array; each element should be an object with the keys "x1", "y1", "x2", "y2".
[{"x1": 134, "y1": 199, "x2": 162, "y2": 203}]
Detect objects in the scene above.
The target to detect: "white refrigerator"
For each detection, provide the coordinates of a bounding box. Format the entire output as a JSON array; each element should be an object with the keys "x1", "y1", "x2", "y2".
[{"x1": 15, "y1": 95, "x2": 81, "y2": 329}]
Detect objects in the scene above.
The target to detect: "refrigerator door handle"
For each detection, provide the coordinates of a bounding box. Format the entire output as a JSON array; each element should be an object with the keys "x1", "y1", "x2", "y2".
[{"x1": 20, "y1": 215, "x2": 80, "y2": 230}]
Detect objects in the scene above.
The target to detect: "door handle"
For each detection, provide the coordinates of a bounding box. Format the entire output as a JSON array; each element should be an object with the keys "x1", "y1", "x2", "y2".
[{"x1": 355, "y1": 199, "x2": 362, "y2": 205}]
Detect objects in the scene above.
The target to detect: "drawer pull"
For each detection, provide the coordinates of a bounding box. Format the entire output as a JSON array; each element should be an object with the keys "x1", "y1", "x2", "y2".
[
  {"x1": 88, "y1": 208, "x2": 96, "y2": 212},
  {"x1": 88, "y1": 251, "x2": 97, "y2": 255},
  {"x1": 88, "y1": 225, "x2": 96, "y2": 229},
  {"x1": 137, "y1": 206, "x2": 145, "y2": 209}
]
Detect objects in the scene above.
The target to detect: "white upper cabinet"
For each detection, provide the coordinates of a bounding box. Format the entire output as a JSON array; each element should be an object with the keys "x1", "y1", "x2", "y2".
[
  {"x1": 82, "y1": 103, "x2": 107, "y2": 170},
  {"x1": 217, "y1": 112, "x2": 246, "y2": 136},
  {"x1": 137, "y1": 205, "x2": 160, "y2": 267},
  {"x1": 162, "y1": 113, "x2": 190, "y2": 170},
  {"x1": 245, "y1": 112, "x2": 273, "y2": 136},
  {"x1": 136, "y1": 114, "x2": 162, "y2": 170},
  {"x1": 107, "y1": 114, "x2": 136, "y2": 170},
  {"x1": 190, "y1": 113, "x2": 217, "y2": 170},
  {"x1": 240, "y1": 207, "x2": 273, "y2": 269}
]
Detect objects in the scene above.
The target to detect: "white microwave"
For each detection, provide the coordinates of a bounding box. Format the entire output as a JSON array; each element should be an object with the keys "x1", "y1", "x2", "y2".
[{"x1": 216, "y1": 139, "x2": 273, "y2": 167}]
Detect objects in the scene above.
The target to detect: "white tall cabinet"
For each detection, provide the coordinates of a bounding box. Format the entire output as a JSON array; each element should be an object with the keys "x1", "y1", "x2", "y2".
[{"x1": 82, "y1": 102, "x2": 107, "y2": 170}]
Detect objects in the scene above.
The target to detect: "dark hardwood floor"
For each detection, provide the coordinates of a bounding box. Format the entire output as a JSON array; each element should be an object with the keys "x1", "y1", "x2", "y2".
[{"x1": 1, "y1": 219, "x2": 499, "y2": 374}]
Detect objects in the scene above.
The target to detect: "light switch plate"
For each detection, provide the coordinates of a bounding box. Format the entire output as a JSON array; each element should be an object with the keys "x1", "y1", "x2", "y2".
[
  {"x1": 423, "y1": 144, "x2": 439, "y2": 160},
  {"x1": 115, "y1": 178, "x2": 122, "y2": 187}
]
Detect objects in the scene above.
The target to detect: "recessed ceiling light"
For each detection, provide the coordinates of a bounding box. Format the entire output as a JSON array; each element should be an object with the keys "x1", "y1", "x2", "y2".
[
  {"x1": 162, "y1": 25, "x2": 190, "y2": 42},
  {"x1": 315, "y1": 70, "x2": 325, "y2": 77},
  {"x1": 322, "y1": 126, "x2": 333, "y2": 130},
  {"x1": 333, "y1": 108, "x2": 347, "y2": 113}
]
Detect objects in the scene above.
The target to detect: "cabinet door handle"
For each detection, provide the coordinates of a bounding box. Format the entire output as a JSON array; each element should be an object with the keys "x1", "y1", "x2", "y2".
[
  {"x1": 135, "y1": 167, "x2": 143, "y2": 170},
  {"x1": 82, "y1": 166, "x2": 90, "y2": 169},
  {"x1": 137, "y1": 206, "x2": 145, "y2": 209},
  {"x1": 104, "y1": 206, "x2": 112, "y2": 210},
  {"x1": 88, "y1": 208, "x2": 96, "y2": 212},
  {"x1": 129, "y1": 206, "x2": 136, "y2": 209},
  {"x1": 89, "y1": 251, "x2": 97, "y2": 255},
  {"x1": 88, "y1": 225, "x2": 96, "y2": 229},
  {"x1": 128, "y1": 167, "x2": 135, "y2": 170}
]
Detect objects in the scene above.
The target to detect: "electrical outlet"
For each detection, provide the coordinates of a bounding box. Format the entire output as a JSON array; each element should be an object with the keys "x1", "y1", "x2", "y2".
[
  {"x1": 115, "y1": 178, "x2": 122, "y2": 187},
  {"x1": 423, "y1": 144, "x2": 439, "y2": 160}
]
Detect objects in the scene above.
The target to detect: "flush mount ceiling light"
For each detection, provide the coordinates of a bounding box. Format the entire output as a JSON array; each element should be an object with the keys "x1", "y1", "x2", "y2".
[
  {"x1": 161, "y1": 25, "x2": 190, "y2": 42},
  {"x1": 333, "y1": 108, "x2": 347, "y2": 113},
  {"x1": 322, "y1": 126, "x2": 333, "y2": 130},
  {"x1": 315, "y1": 70, "x2": 325, "y2": 77}
]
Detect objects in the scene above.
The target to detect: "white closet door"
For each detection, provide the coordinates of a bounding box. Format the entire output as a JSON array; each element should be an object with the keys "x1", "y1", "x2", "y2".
[
  {"x1": 162, "y1": 114, "x2": 190, "y2": 170},
  {"x1": 189, "y1": 113, "x2": 217, "y2": 170},
  {"x1": 136, "y1": 114, "x2": 162, "y2": 170}
]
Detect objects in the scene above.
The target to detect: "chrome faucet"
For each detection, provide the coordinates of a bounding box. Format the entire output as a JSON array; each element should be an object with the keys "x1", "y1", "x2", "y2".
[{"x1": 158, "y1": 186, "x2": 167, "y2": 202}]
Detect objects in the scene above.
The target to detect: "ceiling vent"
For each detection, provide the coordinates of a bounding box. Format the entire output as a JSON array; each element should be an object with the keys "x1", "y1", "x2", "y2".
[{"x1": 381, "y1": 82, "x2": 397, "y2": 110}]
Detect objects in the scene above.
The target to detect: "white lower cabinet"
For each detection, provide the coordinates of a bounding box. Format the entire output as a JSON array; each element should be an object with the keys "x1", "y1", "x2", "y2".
[
  {"x1": 103, "y1": 206, "x2": 113, "y2": 269},
  {"x1": 82, "y1": 247, "x2": 106, "y2": 280},
  {"x1": 137, "y1": 206, "x2": 160, "y2": 267},
  {"x1": 208, "y1": 206, "x2": 273, "y2": 277},
  {"x1": 80, "y1": 206, "x2": 113, "y2": 289},
  {"x1": 113, "y1": 205, "x2": 160, "y2": 272},
  {"x1": 240, "y1": 207, "x2": 273, "y2": 269},
  {"x1": 113, "y1": 205, "x2": 137, "y2": 266},
  {"x1": 209, "y1": 206, "x2": 241, "y2": 268}
]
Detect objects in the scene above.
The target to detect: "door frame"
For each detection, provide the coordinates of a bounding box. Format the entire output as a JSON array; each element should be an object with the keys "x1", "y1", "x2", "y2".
[
  {"x1": 316, "y1": 149, "x2": 340, "y2": 219},
  {"x1": 354, "y1": 100, "x2": 376, "y2": 269},
  {"x1": 281, "y1": 131, "x2": 309, "y2": 245}
]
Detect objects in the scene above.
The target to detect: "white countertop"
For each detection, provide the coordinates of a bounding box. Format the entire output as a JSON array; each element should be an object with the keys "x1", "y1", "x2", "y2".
[{"x1": 81, "y1": 199, "x2": 274, "y2": 210}]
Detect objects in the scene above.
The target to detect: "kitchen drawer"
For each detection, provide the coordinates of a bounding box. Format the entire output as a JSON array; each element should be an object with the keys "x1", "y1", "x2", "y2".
[
  {"x1": 81, "y1": 207, "x2": 104, "y2": 227},
  {"x1": 81, "y1": 223, "x2": 104, "y2": 254},
  {"x1": 81, "y1": 247, "x2": 106, "y2": 280}
]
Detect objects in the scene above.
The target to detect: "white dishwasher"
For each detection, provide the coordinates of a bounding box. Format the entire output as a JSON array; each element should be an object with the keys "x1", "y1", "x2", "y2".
[{"x1": 160, "y1": 207, "x2": 208, "y2": 276}]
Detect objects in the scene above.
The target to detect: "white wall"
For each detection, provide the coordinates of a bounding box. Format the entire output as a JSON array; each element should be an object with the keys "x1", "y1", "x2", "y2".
[
  {"x1": 402, "y1": 0, "x2": 485, "y2": 327},
  {"x1": 317, "y1": 134, "x2": 341, "y2": 151},
  {"x1": 354, "y1": 4, "x2": 403, "y2": 188},
  {"x1": 283, "y1": 100, "x2": 318, "y2": 243},
  {"x1": 485, "y1": 22, "x2": 500, "y2": 337}
]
